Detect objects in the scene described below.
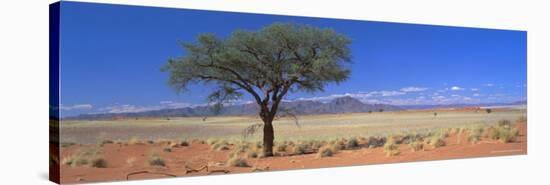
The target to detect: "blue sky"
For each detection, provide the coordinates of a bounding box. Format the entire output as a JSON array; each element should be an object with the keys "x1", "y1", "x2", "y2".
[{"x1": 58, "y1": 2, "x2": 527, "y2": 116}]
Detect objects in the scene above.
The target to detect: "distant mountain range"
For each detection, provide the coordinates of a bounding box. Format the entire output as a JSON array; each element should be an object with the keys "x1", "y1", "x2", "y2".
[
  {"x1": 65, "y1": 97, "x2": 526, "y2": 120},
  {"x1": 66, "y1": 96, "x2": 401, "y2": 120}
]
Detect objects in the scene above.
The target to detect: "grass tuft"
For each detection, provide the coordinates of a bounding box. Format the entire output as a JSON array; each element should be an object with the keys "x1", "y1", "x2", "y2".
[
  {"x1": 316, "y1": 146, "x2": 336, "y2": 158},
  {"x1": 148, "y1": 155, "x2": 166, "y2": 167},
  {"x1": 383, "y1": 137, "x2": 400, "y2": 156},
  {"x1": 227, "y1": 155, "x2": 250, "y2": 167},
  {"x1": 91, "y1": 158, "x2": 108, "y2": 168}
]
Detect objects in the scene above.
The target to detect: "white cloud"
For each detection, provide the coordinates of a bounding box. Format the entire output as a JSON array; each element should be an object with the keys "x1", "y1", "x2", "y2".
[
  {"x1": 472, "y1": 93, "x2": 481, "y2": 97},
  {"x1": 400, "y1": 87, "x2": 428, "y2": 92},
  {"x1": 59, "y1": 104, "x2": 93, "y2": 111},
  {"x1": 485, "y1": 83, "x2": 495, "y2": 87},
  {"x1": 471, "y1": 88, "x2": 479, "y2": 91},
  {"x1": 450, "y1": 86, "x2": 464, "y2": 91}
]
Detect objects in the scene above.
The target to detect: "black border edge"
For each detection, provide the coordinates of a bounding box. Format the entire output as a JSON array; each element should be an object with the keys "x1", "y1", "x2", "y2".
[{"x1": 49, "y1": 1, "x2": 61, "y2": 184}]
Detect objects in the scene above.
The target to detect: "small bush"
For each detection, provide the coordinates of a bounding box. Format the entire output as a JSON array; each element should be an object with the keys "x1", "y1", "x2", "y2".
[
  {"x1": 291, "y1": 143, "x2": 310, "y2": 155},
  {"x1": 163, "y1": 148, "x2": 172, "y2": 152},
  {"x1": 345, "y1": 138, "x2": 359, "y2": 149},
  {"x1": 468, "y1": 126, "x2": 484, "y2": 144},
  {"x1": 207, "y1": 138, "x2": 220, "y2": 145},
  {"x1": 488, "y1": 123, "x2": 519, "y2": 143},
  {"x1": 497, "y1": 120, "x2": 512, "y2": 129},
  {"x1": 383, "y1": 137, "x2": 400, "y2": 156},
  {"x1": 409, "y1": 141, "x2": 424, "y2": 152},
  {"x1": 128, "y1": 137, "x2": 141, "y2": 145},
  {"x1": 91, "y1": 158, "x2": 108, "y2": 168},
  {"x1": 367, "y1": 136, "x2": 386, "y2": 148},
  {"x1": 275, "y1": 143, "x2": 287, "y2": 153},
  {"x1": 430, "y1": 137, "x2": 446, "y2": 148},
  {"x1": 211, "y1": 141, "x2": 230, "y2": 151},
  {"x1": 148, "y1": 156, "x2": 166, "y2": 167},
  {"x1": 227, "y1": 156, "x2": 249, "y2": 167},
  {"x1": 180, "y1": 140, "x2": 189, "y2": 146},
  {"x1": 247, "y1": 150, "x2": 259, "y2": 158},
  {"x1": 316, "y1": 146, "x2": 335, "y2": 158},
  {"x1": 100, "y1": 139, "x2": 114, "y2": 146}
]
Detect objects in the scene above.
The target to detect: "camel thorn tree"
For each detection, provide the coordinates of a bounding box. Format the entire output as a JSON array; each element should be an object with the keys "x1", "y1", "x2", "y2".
[{"x1": 162, "y1": 23, "x2": 352, "y2": 156}]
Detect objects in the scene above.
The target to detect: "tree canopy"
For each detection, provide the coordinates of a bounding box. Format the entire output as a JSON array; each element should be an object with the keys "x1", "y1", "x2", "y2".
[{"x1": 163, "y1": 23, "x2": 352, "y2": 156}]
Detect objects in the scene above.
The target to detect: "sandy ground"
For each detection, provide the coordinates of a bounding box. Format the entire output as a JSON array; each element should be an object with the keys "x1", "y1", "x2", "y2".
[{"x1": 58, "y1": 122, "x2": 526, "y2": 184}]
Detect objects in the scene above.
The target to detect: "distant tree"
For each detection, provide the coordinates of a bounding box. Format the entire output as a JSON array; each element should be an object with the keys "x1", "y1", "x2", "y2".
[
  {"x1": 368, "y1": 110, "x2": 373, "y2": 114},
  {"x1": 162, "y1": 23, "x2": 352, "y2": 156},
  {"x1": 379, "y1": 109, "x2": 384, "y2": 112},
  {"x1": 434, "y1": 112, "x2": 438, "y2": 117},
  {"x1": 486, "y1": 108, "x2": 492, "y2": 114}
]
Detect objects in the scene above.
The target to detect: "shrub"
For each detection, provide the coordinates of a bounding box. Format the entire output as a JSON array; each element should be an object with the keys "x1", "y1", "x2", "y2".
[
  {"x1": 486, "y1": 109, "x2": 492, "y2": 114},
  {"x1": 211, "y1": 141, "x2": 230, "y2": 151},
  {"x1": 275, "y1": 142, "x2": 287, "y2": 153},
  {"x1": 100, "y1": 139, "x2": 114, "y2": 146},
  {"x1": 163, "y1": 148, "x2": 172, "y2": 152},
  {"x1": 409, "y1": 141, "x2": 424, "y2": 152},
  {"x1": 345, "y1": 138, "x2": 359, "y2": 149},
  {"x1": 468, "y1": 126, "x2": 484, "y2": 144},
  {"x1": 383, "y1": 137, "x2": 400, "y2": 156},
  {"x1": 430, "y1": 137, "x2": 446, "y2": 148},
  {"x1": 128, "y1": 137, "x2": 141, "y2": 145},
  {"x1": 291, "y1": 143, "x2": 310, "y2": 155},
  {"x1": 91, "y1": 158, "x2": 108, "y2": 168},
  {"x1": 367, "y1": 136, "x2": 386, "y2": 148},
  {"x1": 74, "y1": 158, "x2": 89, "y2": 167},
  {"x1": 488, "y1": 123, "x2": 519, "y2": 143},
  {"x1": 180, "y1": 140, "x2": 189, "y2": 146},
  {"x1": 227, "y1": 156, "x2": 249, "y2": 167},
  {"x1": 148, "y1": 156, "x2": 166, "y2": 167},
  {"x1": 247, "y1": 150, "x2": 259, "y2": 158},
  {"x1": 499, "y1": 128, "x2": 519, "y2": 143},
  {"x1": 316, "y1": 146, "x2": 335, "y2": 158},
  {"x1": 497, "y1": 120, "x2": 512, "y2": 129},
  {"x1": 207, "y1": 138, "x2": 220, "y2": 145}
]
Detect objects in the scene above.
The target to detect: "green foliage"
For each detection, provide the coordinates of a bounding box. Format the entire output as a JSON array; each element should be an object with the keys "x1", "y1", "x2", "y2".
[{"x1": 162, "y1": 22, "x2": 352, "y2": 116}]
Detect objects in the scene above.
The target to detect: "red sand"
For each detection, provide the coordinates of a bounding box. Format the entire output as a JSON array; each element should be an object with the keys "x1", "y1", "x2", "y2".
[{"x1": 59, "y1": 123, "x2": 527, "y2": 184}]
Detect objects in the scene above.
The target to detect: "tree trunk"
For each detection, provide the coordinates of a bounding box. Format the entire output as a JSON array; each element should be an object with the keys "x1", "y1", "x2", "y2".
[{"x1": 262, "y1": 119, "x2": 274, "y2": 157}]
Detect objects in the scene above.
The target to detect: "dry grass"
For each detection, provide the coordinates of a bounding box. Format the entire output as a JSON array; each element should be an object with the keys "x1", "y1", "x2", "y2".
[
  {"x1": 409, "y1": 141, "x2": 424, "y2": 152},
  {"x1": 91, "y1": 158, "x2": 108, "y2": 168},
  {"x1": 383, "y1": 137, "x2": 400, "y2": 156},
  {"x1": 316, "y1": 145, "x2": 336, "y2": 158},
  {"x1": 227, "y1": 155, "x2": 249, "y2": 167},
  {"x1": 488, "y1": 120, "x2": 519, "y2": 143},
  {"x1": 126, "y1": 157, "x2": 136, "y2": 167}
]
